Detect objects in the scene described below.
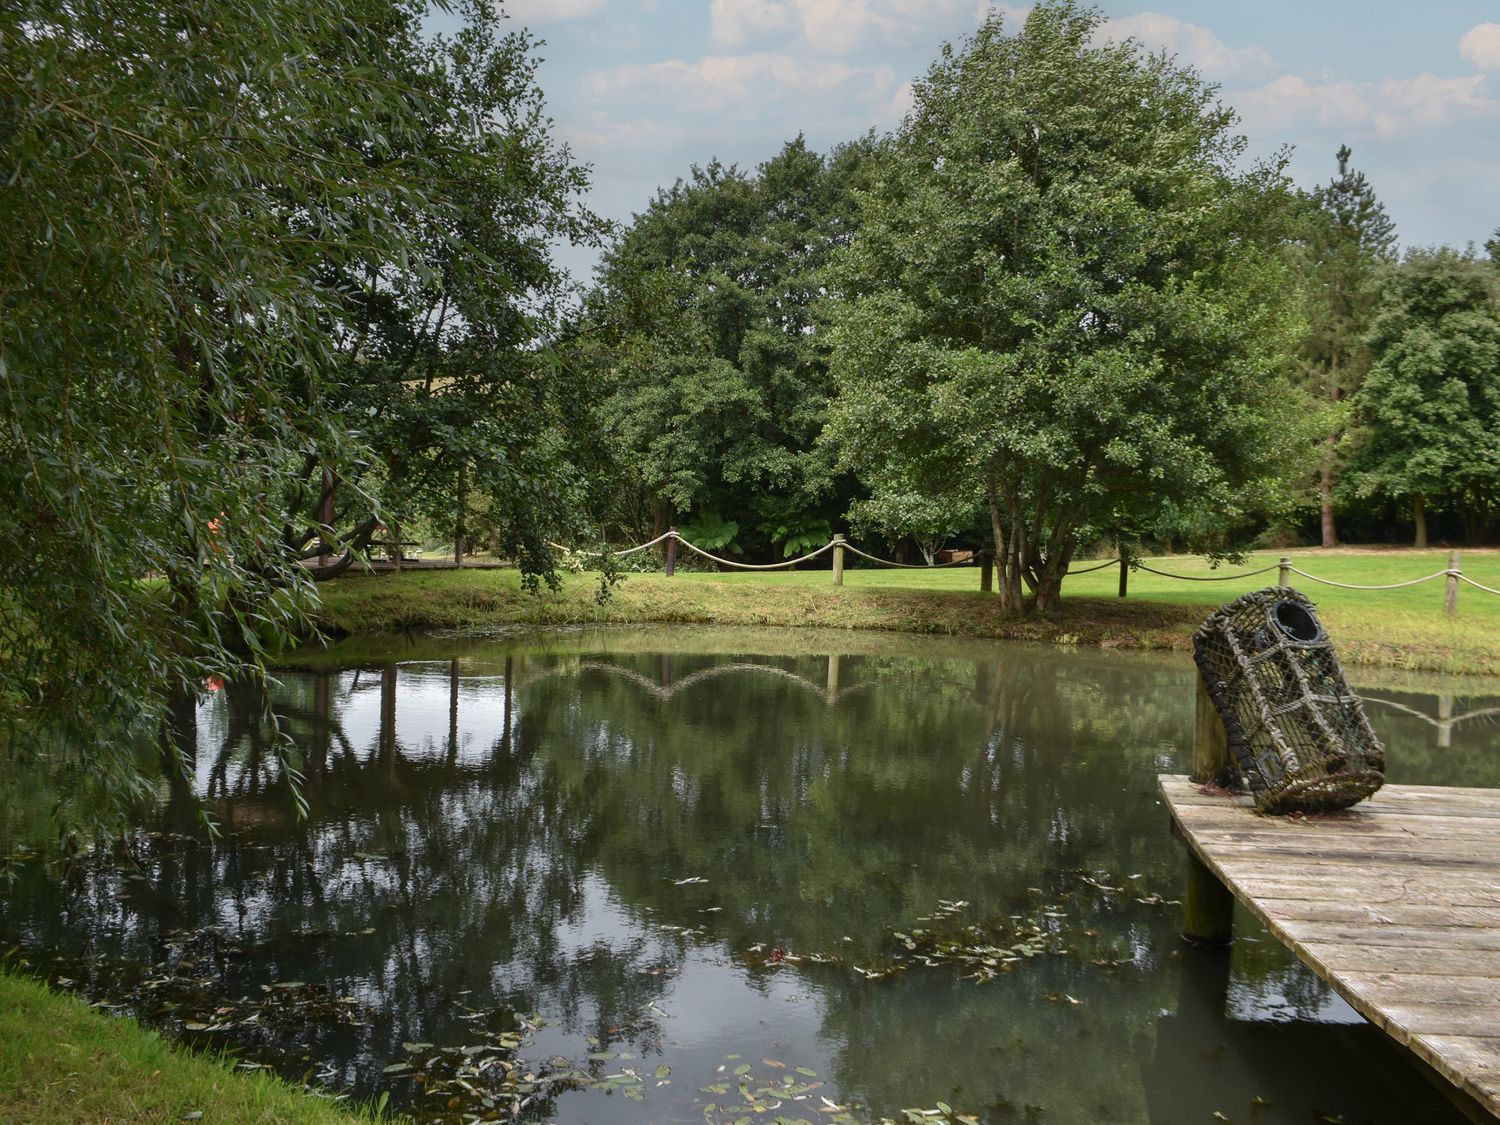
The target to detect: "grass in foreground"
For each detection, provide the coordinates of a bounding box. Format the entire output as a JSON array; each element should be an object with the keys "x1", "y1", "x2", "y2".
[
  {"x1": 0, "y1": 970, "x2": 368, "y2": 1124},
  {"x1": 311, "y1": 548, "x2": 1500, "y2": 677}
]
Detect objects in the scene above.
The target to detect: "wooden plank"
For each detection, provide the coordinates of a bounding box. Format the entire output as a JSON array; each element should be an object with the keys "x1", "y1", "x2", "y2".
[
  {"x1": 1160, "y1": 774, "x2": 1500, "y2": 1120},
  {"x1": 1312, "y1": 947, "x2": 1500, "y2": 977}
]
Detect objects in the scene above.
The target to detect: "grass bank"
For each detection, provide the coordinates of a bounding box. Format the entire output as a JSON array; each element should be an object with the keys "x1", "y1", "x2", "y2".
[
  {"x1": 311, "y1": 548, "x2": 1500, "y2": 677},
  {"x1": 0, "y1": 970, "x2": 368, "y2": 1124}
]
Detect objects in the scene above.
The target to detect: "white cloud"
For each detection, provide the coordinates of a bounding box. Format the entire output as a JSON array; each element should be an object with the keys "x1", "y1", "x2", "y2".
[
  {"x1": 1460, "y1": 23, "x2": 1500, "y2": 71},
  {"x1": 710, "y1": 0, "x2": 796, "y2": 48},
  {"x1": 708, "y1": 0, "x2": 1003, "y2": 54},
  {"x1": 592, "y1": 51, "x2": 893, "y2": 112},
  {"x1": 1240, "y1": 71, "x2": 1495, "y2": 140},
  {"x1": 503, "y1": 0, "x2": 603, "y2": 25},
  {"x1": 1100, "y1": 13, "x2": 1275, "y2": 82}
]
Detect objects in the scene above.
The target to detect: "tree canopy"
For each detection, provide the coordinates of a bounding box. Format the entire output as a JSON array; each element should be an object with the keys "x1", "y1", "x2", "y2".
[
  {"x1": 1293, "y1": 145, "x2": 1397, "y2": 547},
  {"x1": 577, "y1": 137, "x2": 876, "y2": 558},
  {"x1": 1351, "y1": 247, "x2": 1500, "y2": 546},
  {"x1": 0, "y1": 0, "x2": 599, "y2": 828},
  {"x1": 822, "y1": 2, "x2": 1306, "y2": 611}
]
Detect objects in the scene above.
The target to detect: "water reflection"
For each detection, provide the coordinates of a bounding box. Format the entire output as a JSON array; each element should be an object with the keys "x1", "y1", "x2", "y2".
[{"x1": 1, "y1": 628, "x2": 1493, "y2": 1124}]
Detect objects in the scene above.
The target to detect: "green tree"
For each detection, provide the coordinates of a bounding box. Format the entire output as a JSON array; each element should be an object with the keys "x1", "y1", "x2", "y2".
[
  {"x1": 1295, "y1": 145, "x2": 1397, "y2": 547},
  {"x1": 295, "y1": 3, "x2": 607, "y2": 580},
  {"x1": 578, "y1": 137, "x2": 875, "y2": 557},
  {"x1": 0, "y1": 0, "x2": 596, "y2": 830},
  {"x1": 1351, "y1": 247, "x2": 1500, "y2": 546},
  {"x1": 823, "y1": 2, "x2": 1304, "y2": 613}
]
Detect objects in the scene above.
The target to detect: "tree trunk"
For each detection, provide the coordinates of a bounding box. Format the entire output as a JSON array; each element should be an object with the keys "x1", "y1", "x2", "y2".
[
  {"x1": 1032, "y1": 526, "x2": 1077, "y2": 613},
  {"x1": 985, "y1": 486, "x2": 1025, "y2": 615},
  {"x1": 1319, "y1": 457, "x2": 1338, "y2": 548},
  {"x1": 1413, "y1": 492, "x2": 1428, "y2": 549}
]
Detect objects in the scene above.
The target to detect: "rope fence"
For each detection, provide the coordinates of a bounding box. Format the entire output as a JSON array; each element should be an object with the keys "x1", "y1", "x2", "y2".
[{"x1": 558, "y1": 530, "x2": 1497, "y2": 617}]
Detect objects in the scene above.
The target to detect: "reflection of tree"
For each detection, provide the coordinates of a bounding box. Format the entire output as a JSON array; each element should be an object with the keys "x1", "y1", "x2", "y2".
[
  {"x1": 0, "y1": 633, "x2": 1484, "y2": 1124},
  {"x1": 1, "y1": 655, "x2": 679, "y2": 1111}
]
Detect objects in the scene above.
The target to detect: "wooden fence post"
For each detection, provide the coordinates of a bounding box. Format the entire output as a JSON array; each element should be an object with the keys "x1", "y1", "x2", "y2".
[
  {"x1": 665, "y1": 527, "x2": 677, "y2": 577},
  {"x1": 1278, "y1": 556, "x2": 1292, "y2": 588},
  {"x1": 1446, "y1": 550, "x2": 1461, "y2": 617},
  {"x1": 980, "y1": 550, "x2": 993, "y2": 593},
  {"x1": 1118, "y1": 552, "x2": 1129, "y2": 598},
  {"x1": 832, "y1": 534, "x2": 846, "y2": 587},
  {"x1": 1184, "y1": 674, "x2": 1235, "y2": 946}
]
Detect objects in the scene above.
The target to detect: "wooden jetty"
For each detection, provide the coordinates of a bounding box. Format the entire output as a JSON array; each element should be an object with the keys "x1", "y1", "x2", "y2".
[{"x1": 1161, "y1": 770, "x2": 1500, "y2": 1119}]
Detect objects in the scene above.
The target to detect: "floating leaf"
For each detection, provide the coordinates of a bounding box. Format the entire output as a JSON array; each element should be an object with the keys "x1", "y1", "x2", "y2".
[{"x1": 655, "y1": 1064, "x2": 671, "y2": 1079}]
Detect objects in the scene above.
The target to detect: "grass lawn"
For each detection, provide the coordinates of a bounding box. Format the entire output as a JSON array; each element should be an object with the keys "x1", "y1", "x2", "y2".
[
  {"x1": 311, "y1": 548, "x2": 1500, "y2": 677},
  {"x1": 0, "y1": 970, "x2": 370, "y2": 1124}
]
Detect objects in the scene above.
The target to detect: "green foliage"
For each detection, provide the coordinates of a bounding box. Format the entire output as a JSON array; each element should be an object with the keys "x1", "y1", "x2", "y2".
[
  {"x1": 0, "y1": 0, "x2": 597, "y2": 834},
  {"x1": 1291, "y1": 145, "x2": 1398, "y2": 545},
  {"x1": 577, "y1": 136, "x2": 877, "y2": 555},
  {"x1": 1350, "y1": 247, "x2": 1500, "y2": 543},
  {"x1": 303, "y1": 1, "x2": 608, "y2": 586},
  {"x1": 823, "y1": 2, "x2": 1306, "y2": 612},
  {"x1": 678, "y1": 511, "x2": 741, "y2": 553},
  {"x1": 847, "y1": 479, "x2": 981, "y2": 564}
]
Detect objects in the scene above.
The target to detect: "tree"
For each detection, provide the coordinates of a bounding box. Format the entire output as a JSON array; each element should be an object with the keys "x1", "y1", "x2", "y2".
[
  {"x1": 577, "y1": 137, "x2": 875, "y2": 558},
  {"x1": 294, "y1": 3, "x2": 608, "y2": 582},
  {"x1": 1350, "y1": 247, "x2": 1500, "y2": 547},
  {"x1": 823, "y1": 2, "x2": 1305, "y2": 613},
  {"x1": 1294, "y1": 146, "x2": 1397, "y2": 547},
  {"x1": 0, "y1": 0, "x2": 597, "y2": 832}
]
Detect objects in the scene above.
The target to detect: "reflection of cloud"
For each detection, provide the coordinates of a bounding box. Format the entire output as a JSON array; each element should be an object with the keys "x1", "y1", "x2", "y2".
[
  {"x1": 504, "y1": 0, "x2": 603, "y2": 24},
  {"x1": 1100, "y1": 13, "x2": 1275, "y2": 82},
  {"x1": 1240, "y1": 72, "x2": 1496, "y2": 139},
  {"x1": 1460, "y1": 23, "x2": 1500, "y2": 71}
]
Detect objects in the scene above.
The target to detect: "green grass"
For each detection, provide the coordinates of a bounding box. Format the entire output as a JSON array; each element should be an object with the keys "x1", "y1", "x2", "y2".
[
  {"x1": 0, "y1": 970, "x2": 372, "y2": 1124},
  {"x1": 309, "y1": 548, "x2": 1500, "y2": 677}
]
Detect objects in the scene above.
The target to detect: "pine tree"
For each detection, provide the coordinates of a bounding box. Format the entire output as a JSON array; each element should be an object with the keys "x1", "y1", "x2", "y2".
[{"x1": 1298, "y1": 145, "x2": 1397, "y2": 546}]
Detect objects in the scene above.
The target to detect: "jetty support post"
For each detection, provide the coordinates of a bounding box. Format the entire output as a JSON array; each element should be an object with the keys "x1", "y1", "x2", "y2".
[
  {"x1": 665, "y1": 527, "x2": 677, "y2": 577},
  {"x1": 832, "y1": 534, "x2": 846, "y2": 587},
  {"x1": 1182, "y1": 676, "x2": 1235, "y2": 947}
]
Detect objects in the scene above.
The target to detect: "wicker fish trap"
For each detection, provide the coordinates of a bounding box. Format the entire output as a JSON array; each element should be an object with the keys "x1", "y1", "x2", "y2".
[{"x1": 1193, "y1": 587, "x2": 1384, "y2": 814}]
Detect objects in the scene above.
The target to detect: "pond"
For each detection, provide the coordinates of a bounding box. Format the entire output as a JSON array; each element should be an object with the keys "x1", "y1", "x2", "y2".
[{"x1": 2, "y1": 626, "x2": 1497, "y2": 1124}]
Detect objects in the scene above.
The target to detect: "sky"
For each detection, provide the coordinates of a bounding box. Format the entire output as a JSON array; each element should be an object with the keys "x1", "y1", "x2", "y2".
[{"x1": 473, "y1": 1, "x2": 1500, "y2": 284}]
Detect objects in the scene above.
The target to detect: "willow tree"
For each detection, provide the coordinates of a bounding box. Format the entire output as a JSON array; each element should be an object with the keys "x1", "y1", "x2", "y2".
[
  {"x1": 0, "y1": 0, "x2": 595, "y2": 833},
  {"x1": 823, "y1": 2, "x2": 1304, "y2": 613}
]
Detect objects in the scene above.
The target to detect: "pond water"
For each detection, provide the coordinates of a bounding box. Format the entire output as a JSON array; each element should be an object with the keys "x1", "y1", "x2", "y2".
[{"x1": 3, "y1": 626, "x2": 1497, "y2": 1124}]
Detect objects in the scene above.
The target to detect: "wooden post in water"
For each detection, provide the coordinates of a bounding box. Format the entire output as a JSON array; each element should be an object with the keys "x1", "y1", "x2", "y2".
[
  {"x1": 1446, "y1": 550, "x2": 1461, "y2": 618},
  {"x1": 665, "y1": 527, "x2": 677, "y2": 577},
  {"x1": 448, "y1": 658, "x2": 459, "y2": 764},
  {"x1": 1192, "y1": 677, "x2": 1229, "y2": 784},
  {"x1": 1183, "y1": 676, "x2": 1235, "y2": 947},
  {"x1": 832, "y1": 534, "x2": 846, "y2": 587},
  {"x1": 980, "y1": 550, "x2": 993, "y2": 593},
  {"x1": 1117, "y1": 552, "x2": 1129, "y2": 598},
  {"x1": 1278, "y1": 556, "x2": 1292, "y2": 588}
]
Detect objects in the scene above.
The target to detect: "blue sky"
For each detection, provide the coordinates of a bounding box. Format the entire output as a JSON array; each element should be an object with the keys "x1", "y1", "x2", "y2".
[{"x1": 485, "y1": 1, "x2": 1500, "y2": 282}]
